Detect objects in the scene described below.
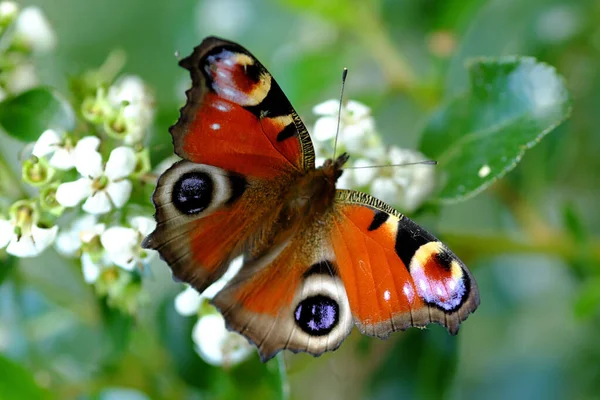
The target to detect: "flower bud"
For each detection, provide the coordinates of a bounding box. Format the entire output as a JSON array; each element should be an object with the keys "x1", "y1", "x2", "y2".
[
  {"x1": 81, "y1": 87, "x2": 112, "y2": 125},
  {"x1": 22, "y1": 156, "x2": 54, "y2": 187},
  {"x1": 39, "y1": 184, "x2": 64, "y2": 216}
]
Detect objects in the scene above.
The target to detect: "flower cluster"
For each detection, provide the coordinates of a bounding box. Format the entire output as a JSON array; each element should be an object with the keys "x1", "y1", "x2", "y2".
[
  {"x1": 0, "y1": 2, "x2": 56, "y2": 99},
  {"x1": 0, "y1": 7, "x2": 162, "y2": 313},
  {"x1": 174, "y1": 257, "x2": 254, "y2": 367},
  {"x1": 311, "y1": 99, "x2": 436, "y2": 212}
]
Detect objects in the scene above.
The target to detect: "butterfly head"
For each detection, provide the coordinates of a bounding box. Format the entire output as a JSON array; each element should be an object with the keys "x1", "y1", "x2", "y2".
[{"x1": 321, "y1": 152, "x2": 350, "y2": 183}]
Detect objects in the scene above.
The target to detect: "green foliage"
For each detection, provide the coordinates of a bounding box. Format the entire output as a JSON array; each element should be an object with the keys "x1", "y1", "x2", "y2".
[
  {"x1": 0, "y1": 88, "x2": 75, "y2": 142},
  {"x1": 0, "y1": 354, "x2": 50, "y2": 400},
  {"x1": 368, "y1": 327, "x2": 458, "y2": 400},
  {"x1": 420, "y1": 57, "x2": 572, "y2": 202}
]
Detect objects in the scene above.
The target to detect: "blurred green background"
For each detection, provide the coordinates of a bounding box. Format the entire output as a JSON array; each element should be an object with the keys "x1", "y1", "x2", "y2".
[{"x1": 2, "y1": 0, "x2": 600, "y2": 399}]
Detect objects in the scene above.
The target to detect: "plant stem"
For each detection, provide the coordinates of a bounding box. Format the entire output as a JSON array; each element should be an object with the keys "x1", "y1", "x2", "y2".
[{"x1": 353, "y1": 2, "x2": 416, "y2": 92}]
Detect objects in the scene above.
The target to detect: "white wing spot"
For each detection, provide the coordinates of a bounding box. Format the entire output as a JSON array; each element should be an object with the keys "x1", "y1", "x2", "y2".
[
  {"x1": 210, "y1": 123, "x2": 221, "y2": 130},
  {"x1": 478, "y1": 164, "x2": 491, "y2": 178},
  {"x1": 448, "y1": 280, "x2": 456, "y2": 291},
  {"x1": 419, "y1": 279, "x2": 428, "y2": 293},
  {"x1": 403, "y1": 283, "x2": 414, "y2": 303},
  {"x1": 383, "y1": 290, "x2": 391, "y2": 301}
]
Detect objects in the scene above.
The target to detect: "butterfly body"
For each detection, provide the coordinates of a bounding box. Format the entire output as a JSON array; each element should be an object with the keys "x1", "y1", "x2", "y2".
[{"x1": 143, "y1": 37, "x2": 479, "y2": 361}]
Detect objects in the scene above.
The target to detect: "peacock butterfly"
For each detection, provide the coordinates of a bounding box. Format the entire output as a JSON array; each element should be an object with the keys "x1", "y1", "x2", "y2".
[{"x1": 142, "y1": 36, "x2": 480, "y2": 361}]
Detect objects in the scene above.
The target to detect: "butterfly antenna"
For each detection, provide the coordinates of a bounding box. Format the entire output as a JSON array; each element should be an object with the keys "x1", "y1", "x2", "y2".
[
  {"x1": 344, "y1": 160, "x2": 438, "y2": 169},
  {"x1": 332, "y1": 68, "x2": 348, "y2": 160}
]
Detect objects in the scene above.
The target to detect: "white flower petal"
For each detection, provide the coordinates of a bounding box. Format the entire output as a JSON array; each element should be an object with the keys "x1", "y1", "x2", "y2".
[
  {"x1": 105, "y1": 147, "x2": 136, "y2": 180},
  {"x1": 5, "y1": 63, "x2": 37, "y2": 93},
  {"x1": 6, "y1": 235, "x2": 36, "y2": 257},
  {"x1": 370, "y1": 177, "x2": 401, "y2": 206},
  {"x1": 54, "y1": 214, "x2": 98, "y2": 256},
  {"x1": 81, "y1": 253, "x2": 101, "y2": 283},
  {"x1": 15, "y1": 7, "x2": 56, "y2": 52},
  {"x1": 75, "y1": 136, "x2": 101, "y2": 154},
  {"x1": 336, "y1": 170, "x2": 352, "y2": 190},
  {"x1": 55, "y1": 231, "x2": 80, "y2": 256},
  {"x1": 100, "y1": 227, "x2": 138, "y2": 270},
  {"x1": 129, "y1": 216, "x2": 156, "y2": 237},
  {"x1": 56, "y1": 178, "x2": 93, "y2": 207},
  {"x1": 49, "y1": 148, "x2": 75, "y2": 170},
  {"x1": 105, "y1": 180, "x2": 132, "y2": 209},
  {"x1": 174, "y1": 287, "x2": 203, "y2": 316},
  {"x1": 30, "y1": 225, "x2": 58, "y2": 252},
  {"x1": 74, "y1": 148, "x2": 103, "y2": 179},
  {"x1": 32, "y1": 129, "x2": 61, "y2": 157},
  {"x1": 108, "y1": 75, "x2": 147, "y2": 105},
  {"x1": 192, "y1": 314, "x2": 253, "y2": 367},
  {"x1": 0, "y1": 219, "x2": 13, "y2": 248},
  {"x1": 346, "y1": 100, "x2": 371, "y2": 118},
  {"x1": 352, "y1": 158, "x2": 378, "y2": 187},
  {"x1": 0, "y1": 2, "x2": 19, "y2": 19},
  {"x1": 82, "y1": 191, "x2": 112, "y2": 215},
  {"x1": 312, "y1": 116, "x2": 338, "y2": 142},
  {"x1": 312, "y1": 99, "x2": 340, "y2": 116}
]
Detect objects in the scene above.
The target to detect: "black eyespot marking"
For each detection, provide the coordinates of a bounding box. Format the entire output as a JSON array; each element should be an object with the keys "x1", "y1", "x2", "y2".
[
  {"x1": 243, "y1": 62, "x2": 261, "y2": 83},
  {"x1": 276, "y1": 123, "x2": 297, "y2": 142},
  {"x1": 368, "y1": 210, "x2": 389, "y2": 231},
  {"x1": 436, "y1": 250, "x2": 454, "y2": 271},
  {"x1": 395, "y1": 217, "x2": 436, "y2": 269},
  {"x1": 226, "y1": 174, "x2": 247, "y2": 205},
  {"x1": 304, "y1": 261, "x2": 337, "y2": 278},
  {"x1": 172, "y1": 172, "x2": 213, "y2": 215},
  {"x1": 294, "y1": 295, "x2": 339, "y2": 336}
]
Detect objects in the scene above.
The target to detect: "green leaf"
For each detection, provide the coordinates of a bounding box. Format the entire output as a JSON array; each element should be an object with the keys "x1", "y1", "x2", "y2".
[
  {"x1": 574, "y1": 277, "x2": 600, "y2": 319},
  {"x1": 0, "y1": 354, "x2": 50, "y2": 400},
  {"x1": 420, "y1": 56, "x2": 571, "y2": 203},
  {"x1": 0, "y1": 87, "x2": 76, "y2": 142},
  {"x1": 0, "y1": 255, "x2": 17, "y2": 286}
]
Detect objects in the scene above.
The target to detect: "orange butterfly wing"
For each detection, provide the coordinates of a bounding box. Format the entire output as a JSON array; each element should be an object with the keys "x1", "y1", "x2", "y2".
[
  {"x1": 144, "y1": 37, "x2": 314, "y2": 291},
  {"x1": 331, "y1": 190, "x2": 479, "y2": 337},
  {"x1": 211, "y1": 190, "x2": 479, "y2": 361},
  {"x1": 172, "y1": 36, "x2": 314, "y2": 178}
]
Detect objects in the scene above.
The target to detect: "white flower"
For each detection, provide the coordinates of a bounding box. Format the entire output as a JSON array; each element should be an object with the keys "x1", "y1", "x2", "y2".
[
  {"x1": 14, "y1": 6, "x2": 56, "y2": 52},
  {"x1": 100, "y1": 216, "x2": 156, "y2": 271},
  {"x1": 56, "y1": 144, "x2": 135, "y2": 214},
  {"x1": 0, "y1": 204, "x2": 57, "y2": 258},
  {"x1": 174, "y1": 286, "x2": 203, "y2": 317},
  {"x1": 174, "y1": 256, "x2": 243, "y2": 317},
  {"x1": 4, "y1": 63, "x2": 38, "y2": 94},
  {"x1": 192, "y1": 313, "x2": 253, "y2": 367},
  {"x1": 0, "y1": 2, "x2": 18, "y2": 21},
  {"x1": 55, "y1": 214, "x2": 100, "y2": 256},
  {"x1": 336, "y1": 157, "x2": 378, "y2": 190},
  {"x1": 80, "y1": 252, "x2": 113, "y2": 284},
  {"x1": 108, "y1": 75, "x2": 154, "y2": 144},
  {"x1": 33, "y1": 131, "x2": 100, "y2": 171},
  {"x1": 368, "y1": 146, "x2": 436, "y2": 212},
  {"x1": 54, "y1": 214, "x2": 109, "y2": 283},
  {"x1": 312, "y1": 99, "x2": 382, "y2": 156}
]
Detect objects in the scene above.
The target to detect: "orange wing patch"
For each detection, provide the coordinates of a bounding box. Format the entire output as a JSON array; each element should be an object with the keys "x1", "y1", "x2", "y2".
[
  {"x1": 172, "y1": 37, "x2": 315, "y2": 178},
  {"x1": 331, "y1": 206, "x2": 422, "y2": 332},
  {"x1": 332, "y1": 193, "x2": 479, "y2": 336}
]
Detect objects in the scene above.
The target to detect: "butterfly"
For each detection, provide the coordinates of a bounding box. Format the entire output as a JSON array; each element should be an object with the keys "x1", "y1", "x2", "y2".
[{"x1": 142, "y1": 36, "x2": 480, "y2": 362}]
